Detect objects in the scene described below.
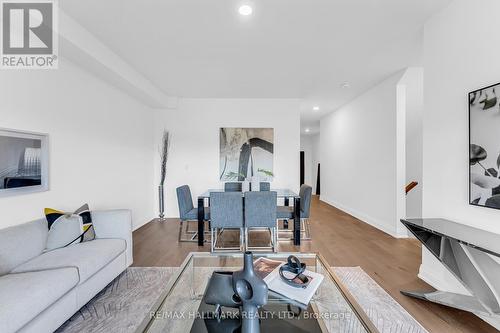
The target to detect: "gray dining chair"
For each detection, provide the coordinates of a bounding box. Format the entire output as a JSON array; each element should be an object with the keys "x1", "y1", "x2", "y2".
[
  {"x1": 224, "y1": 182, "x2": 242, "y2": 192},
  {"x1": 176, "y1": 185, "x2": 210, "y2": 242},
  {"x1": 259, "y1": 182, "x2": 271, "y2": 191},
  {"x1": 276, "y1": 184, "x2": 312, "y2": 240},
  {"x1": 210, "y1": 192, "x2": 244, "y2": 252},
  {"x1": 244, "y1": 191, "x2": 277, "y2": 252}
]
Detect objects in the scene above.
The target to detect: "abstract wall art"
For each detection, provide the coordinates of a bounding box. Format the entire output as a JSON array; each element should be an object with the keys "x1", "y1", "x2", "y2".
[
  {"x1": 469, "y1": 82, "x2": 500, "y2": 209},
  {"x1": 220, "y1": 128, "x2": 274, "y2": 181},
  {"x1": 0, "y1": 128, "x2": 49, "y2": 196}
]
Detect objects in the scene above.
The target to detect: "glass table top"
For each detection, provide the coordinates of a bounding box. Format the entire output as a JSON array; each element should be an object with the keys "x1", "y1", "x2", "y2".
[
  {"x1": 137, "y1": 252, "x2": 379, "y2": 333},
  {"x1": 401, "y1": 218, "x2": 500, "y2": 257},
  {"x1": 198, "y1": 189, "x2": 299, "y2": 198}
]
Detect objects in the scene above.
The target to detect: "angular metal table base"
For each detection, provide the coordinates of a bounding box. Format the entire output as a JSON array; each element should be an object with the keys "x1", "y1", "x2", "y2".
[
  {"x1": 400, "y1": 218, "x2": 500, "y2": 319},
  {"x1": 401, "y1": 290, "x2": 492, "y2": 316}
]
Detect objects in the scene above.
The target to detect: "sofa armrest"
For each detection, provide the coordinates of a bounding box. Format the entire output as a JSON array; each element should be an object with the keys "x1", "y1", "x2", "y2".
[{"x1": 91, "y1": 209, "x2": 133, "y2": 266}]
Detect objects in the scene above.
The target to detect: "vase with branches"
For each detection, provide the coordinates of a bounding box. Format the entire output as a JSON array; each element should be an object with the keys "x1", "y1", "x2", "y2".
[{"x1": 159, "y1": 131, "x2": 170, "y2": 220}]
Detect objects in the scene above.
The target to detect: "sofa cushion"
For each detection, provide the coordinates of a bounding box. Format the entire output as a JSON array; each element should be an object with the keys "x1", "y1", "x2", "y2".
[
  {"x1": 0, "y1": 219, "x2": 48, "y2": 276},
  {"x1": 0, "y1": 268, "x2": 79, "y2": 333},
  {"x1": 12, "y1": 239, "x2": 126, "y2": 284}
]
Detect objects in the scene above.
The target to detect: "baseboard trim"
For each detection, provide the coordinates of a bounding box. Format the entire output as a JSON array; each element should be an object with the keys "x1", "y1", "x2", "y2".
[
  {"x1": 133, "y1": 215, "x2": 157, "y2": 231},
  {"x1": 319, "y1": 196, "x2": 408, "y2": 239}
]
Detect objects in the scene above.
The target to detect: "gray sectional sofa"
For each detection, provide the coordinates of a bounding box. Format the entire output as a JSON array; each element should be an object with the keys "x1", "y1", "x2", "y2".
[{"x1": 0, "y1": 210, "x2": 133, "y2": 333}]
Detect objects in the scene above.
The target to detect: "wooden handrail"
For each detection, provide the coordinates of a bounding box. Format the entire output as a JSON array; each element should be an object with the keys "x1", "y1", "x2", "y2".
[{"x1": 405, "y1": 181, "x2": 418, "y2": 194}]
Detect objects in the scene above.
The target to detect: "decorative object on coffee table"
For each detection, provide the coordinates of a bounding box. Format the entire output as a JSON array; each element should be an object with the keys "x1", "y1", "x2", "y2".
[
  {"x1": 204, "y1": 271, "x2": 241, "y2": 316},
  {"x1": 158, "y1": 131, "x2": 170, "y2": 219},
  {"x1": 278, "y1": 255, "x2": 311, "y2": 289},
  {"x1": 203, "y1": 252, "x2": 269, "y2": 333},
  {"x1": 232, "y1": 251, "x2": 268, "y2": 333},
  {"x1": 141, "y1": 252, "x2": 379, "y2": 333}
]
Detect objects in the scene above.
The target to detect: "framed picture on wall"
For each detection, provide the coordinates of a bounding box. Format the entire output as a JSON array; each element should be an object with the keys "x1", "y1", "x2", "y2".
[
  {"x1": 219, "y1": 128, "x2": 274, "y2": 181},
  {"x1": 0, "y1": 128, "x2": 49, "y2": 196},
  {"x1": 469, "y1": 82, "x2": 500, "y2": 209}
]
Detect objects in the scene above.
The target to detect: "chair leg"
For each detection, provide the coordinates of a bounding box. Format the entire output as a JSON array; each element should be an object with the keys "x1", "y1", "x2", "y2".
[
  {"x1": 277, "y1": 218, "x2": 294, "y2": 241},
  {"x1": 211, "y1": 228, "x2": 215, "y2": 252},
  {"x1": 302, "y1": 219, "x2": 312, "y2": 240},
  {"x1": 178, "y1": 220, "x2": 183, "y2": 242},
  {"x1": 270, "y1": 227, "x2": 274, "y2": 252},
  {"x1": 178, "y1": 220, "x2": 202, "y2": 243},
  {"x1": 276, "y1": 227, "x2": 279, "y2": 251},
  {"x1": 243, "y1": 228, "x2": 248, "y2": 252},
  {"x1": 185, "y1": 220, "x2": 196, "y2": 234},
  {"x1": 275, "y1": 227, "x2": 278, "y2": 252}
]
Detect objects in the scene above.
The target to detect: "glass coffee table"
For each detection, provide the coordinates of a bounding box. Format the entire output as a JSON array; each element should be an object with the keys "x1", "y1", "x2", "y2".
[{"x1": 136, "y1": 252, "x2": 379, "y2": 333}]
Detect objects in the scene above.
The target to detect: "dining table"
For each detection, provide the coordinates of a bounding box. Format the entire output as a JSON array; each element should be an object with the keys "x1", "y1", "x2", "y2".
[{"x1": 197, "y1": 188, "x2": 301, "y2": 246}]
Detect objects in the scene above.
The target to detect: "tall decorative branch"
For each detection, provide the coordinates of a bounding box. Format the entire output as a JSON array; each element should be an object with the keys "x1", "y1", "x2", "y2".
[
  {"x1": 160, "y1": 131, "x2": 170, "y2": 186},
  {"x1": 158, "y1": 131, "x2": 170, "y2": 219}
]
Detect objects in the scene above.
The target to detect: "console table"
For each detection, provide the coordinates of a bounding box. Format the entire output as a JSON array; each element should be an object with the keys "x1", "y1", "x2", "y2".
[{"x1": 400, "y1": 218, "x2": 500, "y2": 318}]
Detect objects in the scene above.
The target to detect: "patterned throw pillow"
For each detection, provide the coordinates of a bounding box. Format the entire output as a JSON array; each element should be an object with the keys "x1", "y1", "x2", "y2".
[
  {"x1": 44, "y1": 204, "x2": 95, "y2": 250},
  {"x1": 73, "y1": 204, "x2": 95, "y2": 242}
]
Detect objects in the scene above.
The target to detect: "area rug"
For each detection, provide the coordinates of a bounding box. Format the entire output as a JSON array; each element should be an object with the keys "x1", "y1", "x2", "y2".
[
  {"x1": 333, "y1": 267, "x2": 428, "y2": 333},
  {"x1": 57, "y1": 266, "x2": 428, "y2": 333}
]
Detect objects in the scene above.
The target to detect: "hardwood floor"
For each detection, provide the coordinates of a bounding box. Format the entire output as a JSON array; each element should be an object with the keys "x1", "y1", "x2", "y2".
[{"x1": 133, "y1": 196, "x2": 496, "y2": 333}]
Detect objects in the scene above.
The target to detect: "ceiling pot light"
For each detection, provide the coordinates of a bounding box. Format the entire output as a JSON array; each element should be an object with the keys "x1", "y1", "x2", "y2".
[
  {"x1": 305, "y1": 128, "x2": 310, "y2": 133},
  {"x1": 238, "y1": 5, "x2": 253, "y2": 16},
  {"x1": 313, "y1": 106, "x2": 320, "y2": 111}
]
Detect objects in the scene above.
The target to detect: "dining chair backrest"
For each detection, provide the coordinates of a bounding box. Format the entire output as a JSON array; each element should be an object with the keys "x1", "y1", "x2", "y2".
[
  {"x1": 259, "y1": 182, "x2": 271, "y2": 191},
  {"x1": 176, "y1": 185, "x2": 194, "y2": 220},
  {"x1": 224, "y1": 182, "x2": 242, "y2": 192},
  {"x1": 244, "y1": 191, "x2": 277, "y2": 228},
  {"x1": 210, "y1": 192, "x2": 244, "y2": 228},
  {"x1": 299, "y1": 184, "x2": 313, "y2": 218}
]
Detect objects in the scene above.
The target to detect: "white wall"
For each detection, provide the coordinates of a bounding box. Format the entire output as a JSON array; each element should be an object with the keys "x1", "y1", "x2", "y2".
[
  {"x1": 300, "y1": 134, "x2": 313, "y2": 187},
  {"x1": 422, "y1": 0, "x2": 500, "y2": 233},
  {"x1": 320, "y1": 72, "x2": 407, "y2": 237},
  {"x1": 400, "y1": 68, "x2": 424, "y2": 218},
  {"x1": 0, "y1": 59, "x2": 156, "y2": 230},
  {"x1": 421, "y1": 0, "x2": 500, "y2": 328},
  {"x1": 155, "y1": 99, "x2": 301, "y2": 217}
]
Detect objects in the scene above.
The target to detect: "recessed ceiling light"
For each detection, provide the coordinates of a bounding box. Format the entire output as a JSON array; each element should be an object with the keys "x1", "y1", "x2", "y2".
[
  {"x1": 313, "y1": 106, "x2": 320, "y2": 111},
  {"x1": 341, "y1": 82, "x2": 351, "y2": 89},
  {"x1": 305, "y1": 128, "x2": 310, "y2": 133},
  {"x1": 238, "y1": 5, "x2": 253, "y2": 16}
]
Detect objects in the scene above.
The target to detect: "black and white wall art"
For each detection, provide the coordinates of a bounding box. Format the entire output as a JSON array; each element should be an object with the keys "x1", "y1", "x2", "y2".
[
  {"x1": 469, "y1": 82, "x2": 500, "y2": 209},
  {"x1": 0, "y1": 128, "x2": 49, "y2": 196},
  {"x1": 220, "y1": 128, "x2": 274, "y2": 181}
]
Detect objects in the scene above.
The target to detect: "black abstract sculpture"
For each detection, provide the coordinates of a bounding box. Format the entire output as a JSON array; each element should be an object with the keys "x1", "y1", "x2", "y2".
[
  {"x1": 232, "y1": 252, "x2": 268, "y2": 333},
  {"x1": 204, "y1": 252, "x2": 268, "y2": 333},
  {"x1": 204, "y1": 271, "x2": 242, "y2": 317}
]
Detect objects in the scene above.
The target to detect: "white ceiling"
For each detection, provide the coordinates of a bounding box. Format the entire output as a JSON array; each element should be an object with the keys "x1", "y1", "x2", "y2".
[{"x1": 60, "y1": 0, "x2": 451, "y2": 130}]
